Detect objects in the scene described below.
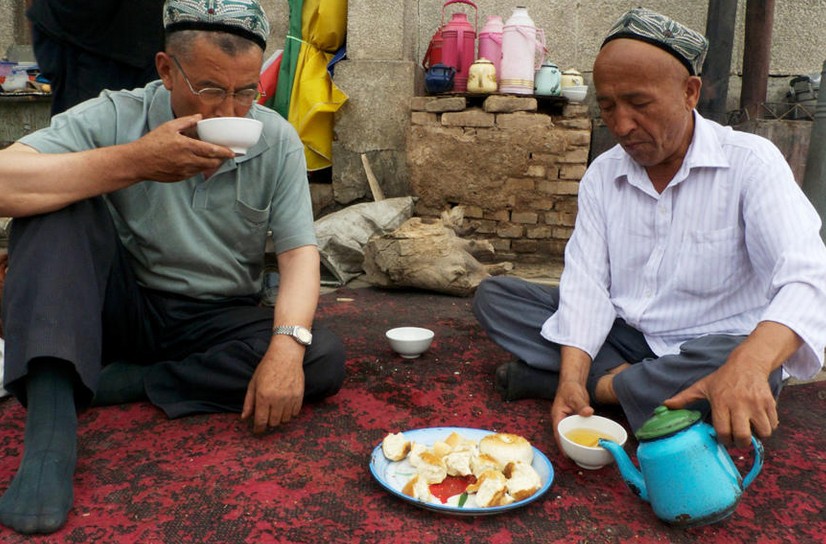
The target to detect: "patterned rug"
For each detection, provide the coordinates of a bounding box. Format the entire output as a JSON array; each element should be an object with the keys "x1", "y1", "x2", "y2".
[{"x1": 0, "y1": 287, "x2": 823, "y2": 543}]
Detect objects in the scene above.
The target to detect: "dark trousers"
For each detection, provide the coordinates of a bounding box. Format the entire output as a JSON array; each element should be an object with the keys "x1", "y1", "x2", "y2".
[
  {"x1": 1, "y1": 198, "x2": 346, "y2": 417},
  {"x1": 473, "y1": 276, "x2": 783, "y2": 431}
]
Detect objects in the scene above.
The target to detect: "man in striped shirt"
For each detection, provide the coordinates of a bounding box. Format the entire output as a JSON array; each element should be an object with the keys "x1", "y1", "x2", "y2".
[{"x1": 474, "y1": 8, "x2": 826, "y2": 451}]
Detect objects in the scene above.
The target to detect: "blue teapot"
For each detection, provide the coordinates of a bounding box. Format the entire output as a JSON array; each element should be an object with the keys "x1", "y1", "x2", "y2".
[
  {"x1": 424, "y1": 63, "x2": 456, "y2": 94},
  {"x1": 599, "y1": 406, "x2": 764, "y2": 528}
]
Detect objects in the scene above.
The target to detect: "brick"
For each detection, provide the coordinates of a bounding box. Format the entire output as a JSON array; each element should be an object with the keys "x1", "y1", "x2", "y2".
[
  {"x1": 504, "y1": 178, "x2": 535, "y2": 192},
  {"x1": 441, "y1": 110, "x2": 495, "y2": 127},
  {"x1": 559, "y1": 147, "x2": 589, "y2": 164},
  {"x1": 410, "y1": 96, "x2": 433, "y2": 111},
  {"x1": 497, "y1": 224, "x2": 524, "y2": 238},
  {"x1": 511, "y1": 211, "x2": 538, "y2": 224},
  {"x1": 560, "y1": 165, "x2": 587, "y2": 180},
  {"x1": 556, "y1": 180, "x2": 581, "y2": 194},
  {"x1": 490, "y1": 238, "x2": 511, "y2": 252},
  {"x1": 486, "y1": 209, "x2": 510, "y2": 221},
  {"x1": 496, "y1": 112, "x2": 552, "y2": 130},
  {"x1": 474, "y1": 219, "x2": 498, "y2": 234},
  {"x1": 526, "y1": 225, "x2": 553, "y2": 239},
  {"x1": 553, "y1": 226, "x2": 575, "y2": 239},
  {"x1": 545, "y1": 211, "x2": 577, "y2": 227},
  {"x1": 425, "y1": 96, "x2": 467, "y2": 112},
  {"x1": 554, "y1": 198, "x2": 579, "y2": 213},
  {"x1": 566, "y1": 129, "x2": 592, "y2": 147},
  {"x1": 562, "y1": 103, "x2": 590, "y2": 117},
  {"x1": 483, "y1": 95, "x2": 538, "y2": 113},
  {"x1": 556, "y1": 117, "x2": 592, "y2": 130},
  {"x1": 410, "y1": 111, "x2": 439, "y2": 125},
  {"x1": 463, "y1": 205, "x2": 484, "y2": 219},
  {"x1": 512, "y1": 239, "x2": 539, "y2": 253},
  {"x1": 525, "y1": 164, "x2": 546, "y2": 177}
]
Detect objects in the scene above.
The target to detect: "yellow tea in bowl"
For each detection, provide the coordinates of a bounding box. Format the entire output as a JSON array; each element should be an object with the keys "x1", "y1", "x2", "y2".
[{"x1": 565, "y1": 428, "x2": 616, "y2": 448}]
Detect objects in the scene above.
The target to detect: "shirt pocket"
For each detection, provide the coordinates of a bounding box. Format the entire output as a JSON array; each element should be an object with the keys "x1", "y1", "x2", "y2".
[
  {"x1": 673, "y1": 226, "x2": 744, "y2": 298},
  {"x1": 230, "y1": 196, "x2": 271, "y2": 265}
]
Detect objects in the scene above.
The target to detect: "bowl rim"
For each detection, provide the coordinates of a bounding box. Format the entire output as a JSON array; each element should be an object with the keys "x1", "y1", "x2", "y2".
[
  {"x1": 557, "y1": 414, "x2": 628, "y2": 450},
  {"x1": 196, "y1": 116, "x2": 263, "y2": 127},
  {"x1": 385, "y1": 326, "x2": 435, "y2": 341}
]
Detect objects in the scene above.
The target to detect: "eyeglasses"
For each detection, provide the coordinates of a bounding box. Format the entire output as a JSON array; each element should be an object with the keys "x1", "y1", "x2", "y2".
[{"x1": 171, "y1": 55, "x2": 264, "y2": 107}]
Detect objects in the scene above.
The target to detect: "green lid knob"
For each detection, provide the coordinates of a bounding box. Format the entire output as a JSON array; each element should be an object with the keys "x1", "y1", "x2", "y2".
[{"x1": 635, "y1": 405, "x2": 702, "y2": 440}]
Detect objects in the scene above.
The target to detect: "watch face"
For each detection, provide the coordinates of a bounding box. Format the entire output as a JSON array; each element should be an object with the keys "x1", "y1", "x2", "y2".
[{"x1": 296, "y1": 327, "x2": 312, "y2": 345}]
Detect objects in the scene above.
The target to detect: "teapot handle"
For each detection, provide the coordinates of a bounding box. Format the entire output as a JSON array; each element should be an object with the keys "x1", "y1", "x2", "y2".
[{"x1": 742, "y1": 436, "x2": 764, "y2": 489}]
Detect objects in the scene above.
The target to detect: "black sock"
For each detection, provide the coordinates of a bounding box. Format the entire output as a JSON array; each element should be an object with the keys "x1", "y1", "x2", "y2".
[
  {"x1": 0, "y1": 358, "x2": 78, "y2": 534},
  {"x1": 92, "y1": 361, "x2": 149, "y2": 406},
  {"x1": 497, "y1": 360, "x2": 560, "y2": 401}
]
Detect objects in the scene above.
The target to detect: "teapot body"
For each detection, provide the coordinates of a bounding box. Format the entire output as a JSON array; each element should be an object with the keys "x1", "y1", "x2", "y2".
[
  {"x1": 467, "y1": 58, "x2": 497, "y2": 93},
  {"x1": 561, "y1": 69, "x2": 584, "y2": 88},
  {"x1": 425, "y1": 64, "x2": 456, "y2": 94},
  {"x1": 637, "y1": 422, "x2": 756, "y2": 527},
  {"x1": 534, "y1": 62, "x2": 561, "y2": 96}
]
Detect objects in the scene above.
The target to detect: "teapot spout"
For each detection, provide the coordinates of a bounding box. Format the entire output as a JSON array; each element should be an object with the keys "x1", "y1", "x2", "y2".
[{"x1": 599, "y1": 438, "x2": 649, "y2": 502}]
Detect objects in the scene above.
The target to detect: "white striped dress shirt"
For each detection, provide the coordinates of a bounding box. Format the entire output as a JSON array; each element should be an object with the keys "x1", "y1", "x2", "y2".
[{"x1": 542, "y1": 112, "x2": 826, "y2": 379}]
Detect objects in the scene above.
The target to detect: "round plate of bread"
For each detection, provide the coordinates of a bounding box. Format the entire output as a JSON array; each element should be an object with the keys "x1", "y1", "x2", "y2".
[{"x1": 370, "y1": 427, "x2": 554, "y2": 515}]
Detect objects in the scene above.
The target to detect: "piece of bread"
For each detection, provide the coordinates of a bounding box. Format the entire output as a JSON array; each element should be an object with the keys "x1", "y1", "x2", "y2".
[
  {"x1": 415, "y1": 451, "x2": 447, "y2": 484},
  {"x1": 444, "y1": 449, "x2": 473, "y2": 477},
  {"x1": 470, "y1": 452, "x2": 500, "y2": 477},
  {"x1": 470, "y1": 469, "x2": 508, "y2": 508},
  {"x1": 479, "y1": 433, "x2": 534, "y2": 468},
  {"x1": 444, "y1": 431, "x2": 477, "y2": 452},
  {"x1": 504, "y1": 461, "x2": 542, "y2": 501},
  {"x1": 407, "y1": 442, "x2": 427, "y2": 468},
  {"x1": 401, "y1": 474, "x2": 432, "y2": 501},
  {"x1": 382, "y1": 432, "x2": 411, "y2": 461}
]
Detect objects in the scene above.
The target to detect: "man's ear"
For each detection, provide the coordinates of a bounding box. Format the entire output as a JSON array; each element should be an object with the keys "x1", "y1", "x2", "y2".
[
  {"x1": 156, "y1": 52, "x2": 174, "y2": 90},
  {"x1": 685, "y1": 75, "x2": 702, "y2": 110}
]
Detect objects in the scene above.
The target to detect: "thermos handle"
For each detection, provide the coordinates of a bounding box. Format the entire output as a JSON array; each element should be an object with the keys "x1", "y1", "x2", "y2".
[
  {"x1": 742, "y1": 436, "x2": 764, "y2": 489},
  {"x1": 441, "y1": 0, "x2": 478, "y2": 31}
]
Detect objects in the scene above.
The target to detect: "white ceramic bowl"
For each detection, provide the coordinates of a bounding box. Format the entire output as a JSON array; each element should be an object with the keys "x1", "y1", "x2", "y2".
[
  {"x1": 196, "y1": 117, "x2": 263, "y2": 155},
  {"x1": 557, "y1": 414, "x2": 628, "y2": 470},
  {"x1": 386, "y1": 327, "x2": 435, "y2": 359},
  {"x1": 561, "y1": 85, "x2": 588, "y2": 103}
]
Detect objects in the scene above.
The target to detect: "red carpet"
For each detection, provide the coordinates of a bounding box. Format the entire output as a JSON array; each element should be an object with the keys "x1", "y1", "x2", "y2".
[{"x1": 0, "y1": 287, "x2": 824, "y2": 543}]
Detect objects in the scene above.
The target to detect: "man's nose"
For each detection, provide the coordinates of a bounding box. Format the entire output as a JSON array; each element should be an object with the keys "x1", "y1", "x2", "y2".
[{"x1": 610, "y1": 106, "x2": 636, "y2": 138}]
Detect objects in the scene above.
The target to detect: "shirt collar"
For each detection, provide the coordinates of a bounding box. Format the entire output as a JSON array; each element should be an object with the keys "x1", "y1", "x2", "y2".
[{"x1": 614, "y1": 110, "x2": 731, "y2": 192}]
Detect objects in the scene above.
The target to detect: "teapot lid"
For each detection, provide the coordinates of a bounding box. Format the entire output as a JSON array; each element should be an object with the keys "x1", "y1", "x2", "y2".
[{"x1": 635, "y1": 405, "x2": 701, "y2": 440}]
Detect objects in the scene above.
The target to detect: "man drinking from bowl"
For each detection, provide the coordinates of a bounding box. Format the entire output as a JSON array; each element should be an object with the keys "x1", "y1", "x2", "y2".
[
  {"x1": 473, "y1": 8, "x2": 826, "y2": 455},
  {"x1": 0, "y1": 0, "x2": 345, "y2": 534}
]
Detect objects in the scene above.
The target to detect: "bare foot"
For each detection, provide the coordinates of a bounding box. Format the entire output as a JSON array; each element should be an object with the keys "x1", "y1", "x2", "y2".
[{"x1": 594, "y1": 363, "x2": 631, "y2": 404}]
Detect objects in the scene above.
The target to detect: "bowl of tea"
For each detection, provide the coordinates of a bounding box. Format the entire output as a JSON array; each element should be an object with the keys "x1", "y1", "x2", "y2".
[{"x1": 557, "y1": 414, "x2": 628, "y2": 470}]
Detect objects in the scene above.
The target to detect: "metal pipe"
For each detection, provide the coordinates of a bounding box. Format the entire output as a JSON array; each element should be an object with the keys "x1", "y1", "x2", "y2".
[
  {"x1": 802, "y1": 60, "x2": 826, "y2": 240},
  {"x1": 740, "y1": 0, "x2": 775, "y2": 118},
  {"x1": 699, "y1": 0, "x2": 738, "y2": 124}
]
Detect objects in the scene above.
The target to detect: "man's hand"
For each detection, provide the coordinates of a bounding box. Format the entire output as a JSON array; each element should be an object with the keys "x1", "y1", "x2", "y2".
[
  {"x1": 551, "y1": 346, "x2": 595, "y2": 448},
  {"x1": 127, "y1": 114, "x2": 235, "y2": 182},
  {"x1": 664, "y1": 362, "x2": 777, "y2": 449},
  {"x1": 241, "y1": 338, "x2": 305, "y2": 433},
  {"x1": 664, "y1": 322, "x2": 800, "y2": 448},
  {"x1": 551, "y1": 380, "x2": 595, "y2": 447}
]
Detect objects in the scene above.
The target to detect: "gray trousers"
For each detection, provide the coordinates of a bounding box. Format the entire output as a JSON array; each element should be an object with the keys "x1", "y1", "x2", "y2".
[
  {"x1": 2, "y1": 197, "x2": 346, "y2": 417},
  {"x1": 472, "y1": 276, "x2": 783, "y2": 431}
]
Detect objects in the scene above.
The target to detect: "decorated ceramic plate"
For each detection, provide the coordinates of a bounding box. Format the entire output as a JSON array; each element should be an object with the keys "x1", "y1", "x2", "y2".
[{"x1": 369, "y1": 426, "x2": 554, "y2": 516}]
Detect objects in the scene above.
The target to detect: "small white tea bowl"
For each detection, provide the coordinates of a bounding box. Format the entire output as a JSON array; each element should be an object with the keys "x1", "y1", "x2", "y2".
[
  {"x1": 386, "y1": 327, "x2": 435, "y2": 359},
  {"x1": 196, "y1": 117, "x2": 263, "y2": 155},
  {"x1": 558, "y1": 414, "x2": 628, "y2": 470},
  {"x1": 561, "y1": 85, "x2": 588, "y2": 103}
]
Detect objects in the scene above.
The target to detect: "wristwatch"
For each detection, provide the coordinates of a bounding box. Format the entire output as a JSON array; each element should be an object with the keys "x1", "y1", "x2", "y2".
[{"x1": 272, "y1": 325, "x2": 313, "y2": 346}]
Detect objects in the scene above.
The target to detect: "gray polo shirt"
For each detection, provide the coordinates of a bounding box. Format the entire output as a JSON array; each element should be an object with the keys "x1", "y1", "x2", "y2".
[{"x1": 19, "y1": 80, "x2": 317, "y2": 299}]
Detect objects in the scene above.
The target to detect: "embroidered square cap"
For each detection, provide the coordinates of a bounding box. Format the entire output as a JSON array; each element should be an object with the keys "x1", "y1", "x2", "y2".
[
  {"x1": 163, "y1": 0, "x2": 270, "y2": 50},
  {"x1": 602, "y1": 7, "x2": 709, "y2": 76}
]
